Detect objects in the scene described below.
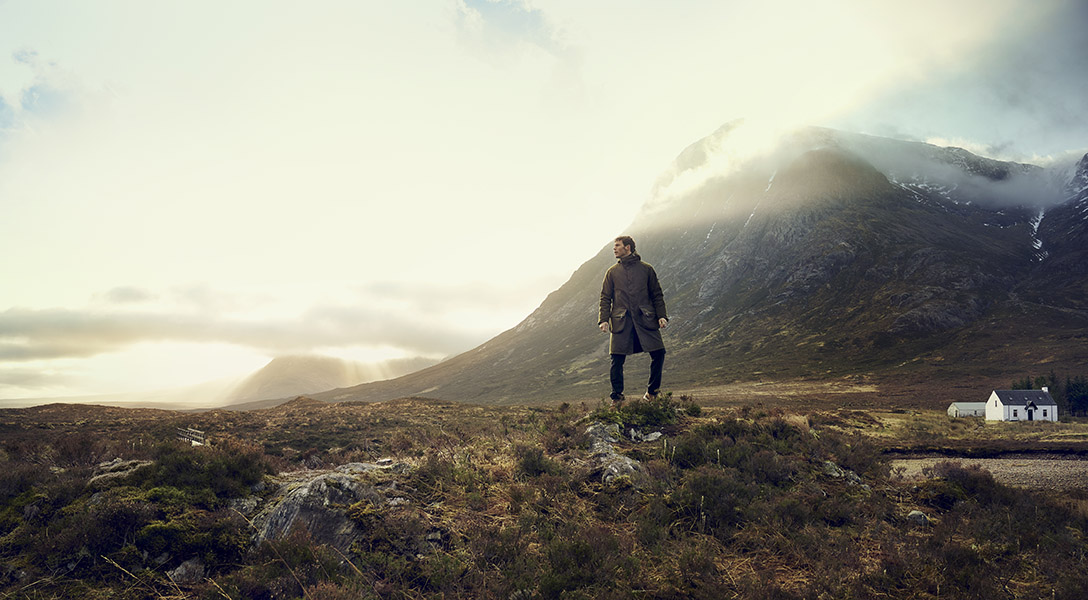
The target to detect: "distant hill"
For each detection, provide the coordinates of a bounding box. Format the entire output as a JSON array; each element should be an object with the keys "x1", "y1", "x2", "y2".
[
  {"x1": 0, "y1": 354, "x2": 437, "y2": 410},
  {"x1": 226, "y1": 355, "x2": 438, "y2": 402},
  {"x1": 218, "y1": 355, "x2": 437, "y2": 410},
  {"x1": 315, "y1": 123, "x2": 1088, "y2": 406}
]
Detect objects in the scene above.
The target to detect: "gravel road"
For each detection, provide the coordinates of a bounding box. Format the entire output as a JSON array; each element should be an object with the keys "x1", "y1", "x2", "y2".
[{"x1": 891, "y1": 457, "x2": 1088, "y2": 492}]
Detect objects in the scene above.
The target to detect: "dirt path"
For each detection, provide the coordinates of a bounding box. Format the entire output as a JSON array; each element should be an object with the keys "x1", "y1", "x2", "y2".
[{"x1": 891, "y1": 457, "x2": 1088, "y2": 492}]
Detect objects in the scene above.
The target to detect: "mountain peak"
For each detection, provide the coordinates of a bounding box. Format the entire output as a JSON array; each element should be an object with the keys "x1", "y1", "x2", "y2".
[
  {"x1": 319, "y1": 125, "x2": 1088, "y2": 406},
  {"x1": 643, "y1": 124, "x2": 1063, "y2": 227}
]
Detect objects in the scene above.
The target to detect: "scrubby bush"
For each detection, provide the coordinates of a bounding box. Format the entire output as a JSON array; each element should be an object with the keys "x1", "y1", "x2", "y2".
[
  {"x1": 922, "y1": 460, "x2": 1012, "y2": 506},
  {"x1": 515, "y1": 444, "x2": 562, "y2": 477},
  {"x1": 211, "y1": 527, "x2": 345, "y2": 600},
  {"x1": 672, "y1": 466, "x2": 753, "y2": 538},
  {"x1": 539, "y1": 523, "x2": 636, "y2": 599},
  {"x1": 129, "y1": 439, "x2": 273, "y2": 507},
  {"x1": 592, "y1": 391, "x2": 702, "y2": 430}
]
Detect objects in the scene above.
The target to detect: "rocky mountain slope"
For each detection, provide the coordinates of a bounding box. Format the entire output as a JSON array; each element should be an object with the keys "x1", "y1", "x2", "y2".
[{"x1": 316, "y1": 124, "x2": 1088, "y2": 406}]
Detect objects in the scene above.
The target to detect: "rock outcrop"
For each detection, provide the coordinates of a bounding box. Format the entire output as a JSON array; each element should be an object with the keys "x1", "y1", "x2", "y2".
[
  {"x1": 907, "y1": 510, "x2": 932, "y2": 527},
  {"x1": 584, "y1": 422, "x2": 649, "y2": 486},
  {"x1": 87, "y1": 458, "x2": 153, "y2": 488},
  {"x1": 250, "y1": 460, "x2": 410, "y2": 557}
]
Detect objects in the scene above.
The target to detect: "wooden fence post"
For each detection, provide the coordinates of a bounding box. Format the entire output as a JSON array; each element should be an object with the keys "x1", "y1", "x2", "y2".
[{"x1": 176, "y1": 427, "x2": 206, "y2": 446}]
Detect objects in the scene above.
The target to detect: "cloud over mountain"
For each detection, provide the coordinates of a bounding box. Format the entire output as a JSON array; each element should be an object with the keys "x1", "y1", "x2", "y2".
[
  {"x1": 2, "y1": 2, "x2": 1086, "y2": 401},
  {"x1": 0, "y1": 279, "x2": 539, "y2": 364}
]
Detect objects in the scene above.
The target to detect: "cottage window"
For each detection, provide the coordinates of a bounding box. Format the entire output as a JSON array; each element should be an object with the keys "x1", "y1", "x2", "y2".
[
  {"x1": 1013, "y1": 409, "x2": 1018, "y2": 418},
  {"x1": 1043, "y1": 410, "x2": 1048, "y2": 417}
]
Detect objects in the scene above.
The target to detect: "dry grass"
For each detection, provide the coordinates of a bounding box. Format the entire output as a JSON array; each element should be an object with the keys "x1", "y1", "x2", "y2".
[
  {"x1": 5, "y1": 397, "x2": 1088, "y2": 598},
  {"x1": 841, "y1": 409, "x2": 1088, "y2": 450}
]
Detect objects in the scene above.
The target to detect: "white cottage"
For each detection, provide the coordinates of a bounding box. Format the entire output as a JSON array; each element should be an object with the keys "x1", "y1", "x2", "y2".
[
  {"x1": 985, "y1": 389, "x2": 1058, "y2": 422},
  {"x1": 947, "y1": 402, "x2": 987, "y2": 417}
]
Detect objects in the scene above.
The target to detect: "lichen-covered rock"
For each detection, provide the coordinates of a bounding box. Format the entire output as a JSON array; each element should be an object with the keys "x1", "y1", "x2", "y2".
[
  {"x1": 253, "y1": 473, "x2": 379, "y2": 554},
  {"x1": 822, "y1": 460, "x2": 864, "y2": 486},
  {"x1": 87, "y1": 458, "x2": 153, "y2": 488},
  {"x1": 252, "y1": 474, "x2": 372, "y2": 548},
  {"x1": 585, "y1": 421, "x2": 646, "y2": 486},
  {"x1": 167, "y1": 558, "x2": 205, "y2": 585},
  {"x1": 628, "y1": 428, "x2": 663, "y2": 442},
  {"x1": 907, "y1": 510, "x2": 931, "y2": 527},
  {"x1": 250, "y1": 462, "x2": 411, "y2": 557}
]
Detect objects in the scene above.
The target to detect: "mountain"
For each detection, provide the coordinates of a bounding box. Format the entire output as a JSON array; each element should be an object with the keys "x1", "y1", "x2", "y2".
[
  {"x1": 315, "y1": 123, "x2": 1088, "y2": 406},
  {"x1": 220, "y1": 355, "x2": 437, "y2": 410},
  {"x1": 1035, "y1": 153, "x2": 1088, "y2": 292}
]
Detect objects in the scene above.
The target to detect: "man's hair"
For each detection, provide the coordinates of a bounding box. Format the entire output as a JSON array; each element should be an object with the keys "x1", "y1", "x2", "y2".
[{"x1": 615, "y1": 236, "x2": 635, "y2": 252}]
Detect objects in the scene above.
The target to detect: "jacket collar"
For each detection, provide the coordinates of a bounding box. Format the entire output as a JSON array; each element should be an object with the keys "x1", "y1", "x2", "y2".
[{"x1": 618, "y1": 252, "x2": 641, "y2": 264}]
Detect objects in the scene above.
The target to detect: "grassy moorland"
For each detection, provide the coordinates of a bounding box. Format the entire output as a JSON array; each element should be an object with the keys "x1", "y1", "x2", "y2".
[
  {"x1": 2, "y1": 396, "x2": 1088, "y2": 599},
  {"x1": 812, "y1": 408, "x2": 1088, "y2": 455}
]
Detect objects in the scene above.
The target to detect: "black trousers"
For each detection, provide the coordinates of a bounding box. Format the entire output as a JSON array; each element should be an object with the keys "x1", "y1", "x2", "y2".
[{"x1": 610, "y1": 349, "x2": 665, "y2": 398}]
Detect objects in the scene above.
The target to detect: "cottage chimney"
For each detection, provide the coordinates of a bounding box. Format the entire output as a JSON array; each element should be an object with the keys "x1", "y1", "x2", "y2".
[{"x1": 1042, "y1": 386, "x2": 1049, "y2": 393}]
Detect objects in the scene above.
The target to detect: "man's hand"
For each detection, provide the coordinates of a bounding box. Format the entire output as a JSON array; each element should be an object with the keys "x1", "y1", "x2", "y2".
[
  {"x1": 659, "y1": 318, "x2": 669, "y2": 329},
  {"x1": 599, "y1": 321, "x2": 610, "y2": 333}
]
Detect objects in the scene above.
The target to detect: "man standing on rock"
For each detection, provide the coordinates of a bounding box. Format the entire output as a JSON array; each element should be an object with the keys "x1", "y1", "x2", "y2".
[{"x1": 599, "y1": 235, "x2": 669, "y2": 405}]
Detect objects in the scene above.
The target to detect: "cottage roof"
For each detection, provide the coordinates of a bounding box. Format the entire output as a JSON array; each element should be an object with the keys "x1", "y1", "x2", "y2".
[{"x1": 993, "y1": 390, "x2": 1056, "y2": 406}]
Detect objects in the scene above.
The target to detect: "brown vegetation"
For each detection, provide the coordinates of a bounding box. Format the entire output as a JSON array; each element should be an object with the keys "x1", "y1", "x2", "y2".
[{"x1": 2, "y1": 396, "x2": 1088, "y2": 598}]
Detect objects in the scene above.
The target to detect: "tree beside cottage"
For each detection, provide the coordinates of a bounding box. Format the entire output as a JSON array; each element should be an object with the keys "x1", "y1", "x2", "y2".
[{"x1": 985, "y1": 389, "x2": 1059, "y2": 422}]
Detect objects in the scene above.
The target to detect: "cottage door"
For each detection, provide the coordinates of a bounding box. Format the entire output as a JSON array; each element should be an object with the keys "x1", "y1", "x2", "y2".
[{"x1": 1027, "y1": 409, "x2": 1034, "y2": 421}]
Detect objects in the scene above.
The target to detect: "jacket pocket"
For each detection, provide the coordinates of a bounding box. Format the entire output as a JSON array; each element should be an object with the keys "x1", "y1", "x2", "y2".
[
  {"x1": 639, "y1": 306, "x2": 658, "y2": 329},
  {"x1": 610, "y1": 308, "x2": 627, "y2": 333}
]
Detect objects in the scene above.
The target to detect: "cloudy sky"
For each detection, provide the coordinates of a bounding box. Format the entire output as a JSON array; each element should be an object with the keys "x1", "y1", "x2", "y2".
[{"x1": 1, "y1": 1, "x2": 1086, "y2": 403}]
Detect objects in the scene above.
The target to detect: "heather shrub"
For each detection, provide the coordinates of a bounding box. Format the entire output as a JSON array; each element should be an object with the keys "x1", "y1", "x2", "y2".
[
  {"x1": 819, "y1": 431, "x2": 888, "y2": 479},
  {"x1": 130, "y1": 439, "x2": 273, "y2": 507},
  {"x1": 539, "y1": 523, "x2": 636, "y2": 599},
  {"x1": 672, "y1": 466, "x2": 753, "y2": 537},
  {"x1": 135, "y1": 508, "x2": 248, "y2": 571},
  {"x1": 539, "y1": 407, "x2": 587, "y2": 454},
  {"x1": 592, "y1": 391, "x2": 701, "y2": 429},
  {"x1": 922, "y1": 460, "x2": 1012, "y2": 506},
  {"x1": 745, "y1": 448, "x2": 797, "y2": 486},
  {"x1": 213, "y1": 527, "x2": 344, "y2": 600},
  {"x1": 515, "y1": 444, "x2": 562, "y2": 477}
]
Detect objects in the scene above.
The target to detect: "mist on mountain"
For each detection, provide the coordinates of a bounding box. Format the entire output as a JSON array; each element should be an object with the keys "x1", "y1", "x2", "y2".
[
  {"x1": 0, "y1": 354, "x2": 438, "y2": 410},
  {"x1": 315, "y1": 123, "x2": 1088, "y2": 407},
  {"x1": 642, "y1": 121, "x2": 1069, "y2": 231},
  {"x1": 226, "y1": 355, "x2": 437, "y2": 404}
]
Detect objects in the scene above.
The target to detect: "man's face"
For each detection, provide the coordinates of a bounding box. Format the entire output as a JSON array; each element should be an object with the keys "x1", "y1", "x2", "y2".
[{"x1": 613, "y1": 240, "x2": 632, "y2": 258}]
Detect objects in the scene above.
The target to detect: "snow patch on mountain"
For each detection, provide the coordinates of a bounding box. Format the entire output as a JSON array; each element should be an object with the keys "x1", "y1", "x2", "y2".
[
  {"x1": 1031, "y1": 209, "x2": 1049, "y2": 260},
  {"x1": 744, "y1": 171, "x2": 776, "y2": 229}
]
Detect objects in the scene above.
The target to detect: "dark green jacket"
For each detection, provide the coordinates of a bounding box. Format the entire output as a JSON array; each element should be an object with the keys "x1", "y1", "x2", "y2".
[{"x1": 599, "y1": 253, "x2": 668, "y2": 354}]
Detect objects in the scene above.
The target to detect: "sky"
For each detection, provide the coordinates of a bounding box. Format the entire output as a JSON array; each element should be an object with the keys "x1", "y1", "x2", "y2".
[{"x1": 1, "y1": 0, "x2": 1086, "y2": 403}]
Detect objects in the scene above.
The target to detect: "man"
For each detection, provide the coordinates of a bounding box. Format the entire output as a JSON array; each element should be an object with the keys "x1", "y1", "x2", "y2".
[{"x1": 598, "y1": 235, "x2": 669, "y2": 404}]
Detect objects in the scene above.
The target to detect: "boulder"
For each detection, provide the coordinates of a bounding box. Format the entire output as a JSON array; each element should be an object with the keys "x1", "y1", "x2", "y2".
[
  {"x1": 628, "y1": 428, "x2": 663, "y2": 443},
  {"x1": 250, "y1": 462, "x2": 411, "y2": 558},
  {"x1": 907, "y1": 510, "x2": 931, "y2": 527},
  {"x1": 167, "y1": 558, "x2": 205, "y2": 585},
  {"x1": 252, "y1": 472, "x2": 377, "y2": 554},
  {"x1": 585, "y1": 421, "x2": 647, "y2": 486},
  {"x1": 87, "y1": 458, "x2": 153, "y2": 488},
  {"x1": 822, "y1": 460, "x2": 864, "y2": 485}
]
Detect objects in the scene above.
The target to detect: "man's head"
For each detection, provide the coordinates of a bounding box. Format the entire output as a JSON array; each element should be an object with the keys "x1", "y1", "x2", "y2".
[{"x1": 613, "y1": 236, "x2": 635, "y2": 258}]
